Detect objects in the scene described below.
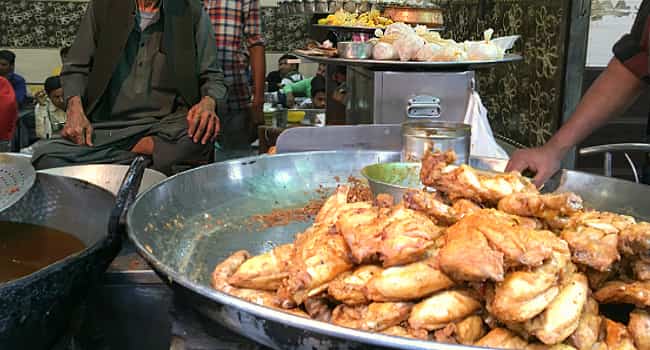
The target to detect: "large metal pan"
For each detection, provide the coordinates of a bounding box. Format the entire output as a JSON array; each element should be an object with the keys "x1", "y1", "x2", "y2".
[
  {"x1": 0, "y1": 157, "x2": 147, "y2": 349},
  {"x1": 127, "y1": 151, "x2": 650, "y2": 350}
]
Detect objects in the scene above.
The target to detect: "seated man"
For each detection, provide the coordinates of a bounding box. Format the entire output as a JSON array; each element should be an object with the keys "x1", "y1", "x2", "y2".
[
  {"x1": 34, "y1": 76, "x2": 67, "y2": 140},
  {"x1": 32, "y1": 0, "x2": 227, "y2": 175},
  {"x1": 0, "y1": 50, "x2": 27, "y2": 108},
  {"x1": 309, "y1": 76, "x2": 327, "y2": 109},
  {"x1": 282, "y1": 63, "x2": 326, "y2": 108},
  {"x1": 266, "y1": 54, "x2": 303, "y2": 93}
]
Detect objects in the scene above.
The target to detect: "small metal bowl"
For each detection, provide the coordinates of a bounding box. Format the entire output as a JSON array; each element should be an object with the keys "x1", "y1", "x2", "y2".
[
  {"x1": 361, "y1": 162, "x2": 422, "y2": 201},
  {"x1": 337, "y1": 41, "x2": 373, "y2": 59}
]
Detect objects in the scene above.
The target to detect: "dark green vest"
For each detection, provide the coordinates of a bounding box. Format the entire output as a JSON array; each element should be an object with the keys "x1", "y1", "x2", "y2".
[{"x1": 85, "y1": 0, "x2": 201, "y2": 114}]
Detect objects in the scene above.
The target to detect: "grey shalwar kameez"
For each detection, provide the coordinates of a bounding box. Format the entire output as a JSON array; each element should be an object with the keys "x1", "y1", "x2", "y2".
[{"x1": 32, "y1": 0, "x2": 227, "y2": 175}]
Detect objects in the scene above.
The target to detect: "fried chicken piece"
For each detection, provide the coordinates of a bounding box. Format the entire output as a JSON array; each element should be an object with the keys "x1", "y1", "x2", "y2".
[
  {"x1": 229, "y1": 288, "x2": 279, "y2": 307},
  {"x1": 474, "y1": 328, "x2": 529, "y2": 349},
  {"x1": 604, "y1": 318, "x2": 637, "y2": 350},
  {"x1": 439, "y1": 212, "x2": 505, "y2": 282},
  {"x1": 629, "y1": 309, "x2": 650, "y2": 350},
  {"x1": 227, "y1": 244, "x2": 293, "y2": 291},
  {"x1": 498, "y1": 192, "x2": 583, "y2": 230},
  {"x1": 525, "y1": 273, "x2": 589, "y2": 345},
  {"x1": 568, "y1": 298, "x2": 602, "y2": 350},
  {"x1": 456, "y1": 316, "x2": 487, "y2": 345},
  {"x1": 331, "y1": 302, "x2": 413, "y2": 332},
  {"x1": 328, "y1": 265, "x2": 383, "y2": 305},
  {"x1": 489, "y1": 246, "x2": 571, "y2": 323},
  {"x1": 379, "y1": 206, "x2": 443, "y2": 267},
  {"x1": 480, "y1": 210, "x2": 561, "y2": 267},
  {"x1": 633, "y1": 258, "x2": 650, "y2": 281},
  {"x1": 434, "y1": 323, "x2": 458, "y2": 344},
  {"x1": 210, "y1": 251, "x2": 281, "y2": 308},
  {"x1": 375, "y1": 193, "x2": 394, "y2": 208},
  {"x1": 588, "y1": 267, "x2": 621, "y2": 290},
  {"x1": 421, "y1": 150, "x2": 538, "y2": 204},
  {"x1": 338, "y1": 204, "x2": 442, "y2": 267},
  {"x1": 304, "y1": 296, "x2": 332, "y2": 322},
  {"x1": 364, "y1": 257, "x2": 455, "y2": 302},
  {"x1": 594, "y1": 281, "x2": 650, "y2": 307},
  {"x1": 488, "y1": 275, "x2": 559, "y2": 323},
  {"x1": 211, "y1": 250, "x2": 250, "y2": 292},
  {"x1": 403, "y1": 189, "x2": 456, "y2": 226},
  {"x1": 381, "y1": 325, "x2": 429, "y2": 340},
  {"x1": 314, "y1": 185, "x2": 375, "y2": 229},
  {"x1": 314, "y1": 185, "x2": 351, "y2": 226},
  {"x1": 526, "y1": 344, "x2": 578, "y2": 350},
  {"x1": 451, "y1": 199, "x2": 482, "y2": 219},
  {"x1": 408, "y1": 290, "x2": 481, "y2": 331},
  {"x1": 337, "y1": 205, "x2": 384, "y2": 264},
  {"x1": 562, "y1": 211, "x2": 636, "y2": 272},
  {"x1": 440, "y1": 209, "x2": 561, "y2": 282},
  {"x1": 283, "y1": 225, "x2": 353, "y2": 305},
  {"x1": 619, "y1": 222, "x2": 650, "y2": 258}
]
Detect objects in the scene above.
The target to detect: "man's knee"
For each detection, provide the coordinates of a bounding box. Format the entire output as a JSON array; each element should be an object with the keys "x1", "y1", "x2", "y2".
[
  {"x1": 152, "y1": 137, "x2": 212, "y2": 175},
  {"x1": 32, "y1": 154, "x2": 72, "y2": 170}
]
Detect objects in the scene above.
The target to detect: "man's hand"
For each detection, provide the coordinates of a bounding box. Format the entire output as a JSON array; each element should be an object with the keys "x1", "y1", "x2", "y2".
[
  {"x1": 187, "y1": 96, "x2": 220, "y2": 144},
  {"x1": 62, "y1": 96, "x2": 93, "y2": 146},
  {"x1": 505, "y1": 145, "x2": 564, "y2": 188},
  {"x1": 251, "y1": 94, "x2": 265, "y2": 124}
]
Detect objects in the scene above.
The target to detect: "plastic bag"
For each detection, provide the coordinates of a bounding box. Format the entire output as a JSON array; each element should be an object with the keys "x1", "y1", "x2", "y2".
[{"x1": 463, "y1": 91, "x2": 509, "y2": 159}]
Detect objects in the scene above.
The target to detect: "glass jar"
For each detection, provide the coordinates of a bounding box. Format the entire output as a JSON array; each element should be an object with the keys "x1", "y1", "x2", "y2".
[{"x1": 401, "y1": 121, "x2": 471, "y2": 164}]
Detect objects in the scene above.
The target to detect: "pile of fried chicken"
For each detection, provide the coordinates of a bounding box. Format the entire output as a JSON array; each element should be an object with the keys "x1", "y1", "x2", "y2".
[{"x1": 211, "y1": 150, "x2": 650, "y2": 350}]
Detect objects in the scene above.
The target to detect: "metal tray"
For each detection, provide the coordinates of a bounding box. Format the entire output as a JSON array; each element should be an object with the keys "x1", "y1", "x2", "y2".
[
  {"x1": 313, "y1": 24, "x2": 445, "y2": 32},
  {"x1": 127, "y1": 151, "x2": 650, "y2": 350},
  {"x1": 295, "y1": 52, "x2": 523, "y2": 70}
]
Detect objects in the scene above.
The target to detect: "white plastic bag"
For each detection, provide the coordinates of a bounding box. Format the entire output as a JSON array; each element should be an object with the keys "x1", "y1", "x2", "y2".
[{"x1": 463, "y1": 91, "x2": 509, "y2": 159}]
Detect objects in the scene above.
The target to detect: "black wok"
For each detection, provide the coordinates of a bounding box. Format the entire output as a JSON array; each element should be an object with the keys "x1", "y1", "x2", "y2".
[{"x1": 0, "y1": 157, "x2": 147, "y2": 349}]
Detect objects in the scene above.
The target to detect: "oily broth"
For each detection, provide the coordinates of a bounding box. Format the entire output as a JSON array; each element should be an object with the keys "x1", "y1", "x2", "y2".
[{"x1": 0, "y1": 221, "x2": 85, "y2": 283}]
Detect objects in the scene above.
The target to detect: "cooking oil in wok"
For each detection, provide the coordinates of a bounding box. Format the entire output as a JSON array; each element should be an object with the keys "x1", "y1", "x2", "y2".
[{"x1": 0, "y1": 221, "x2": 85, "y2": 283}]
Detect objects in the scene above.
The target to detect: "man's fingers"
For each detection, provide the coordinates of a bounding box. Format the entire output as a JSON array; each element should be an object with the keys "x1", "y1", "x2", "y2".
[
  {"x1": 201, "y1": 117, "x2": 215, "y2": 145},
  {"x1": 532, "y1": 170, "x2": 549, "y2": 188},
  {"x1": 187, "y1": 109, "x2": 199, "y2": 137},
  {"x1": 85, "y1": 126, "x2": 94, "y2": 146},
  {"x1": 212, "y1": 115, "x2": 220, "y2": 141},
  {"x1": 505, "y1": 155, "x2": 528, "y2": 173},
  {"x1": 193, "y1": 112, "x2": 210, "y2": 143}
]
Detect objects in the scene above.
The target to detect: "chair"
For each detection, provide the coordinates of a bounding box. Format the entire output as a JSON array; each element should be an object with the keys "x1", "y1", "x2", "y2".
[{"x1": 578, "y1": 143, "x2": 650, "y2": 184}]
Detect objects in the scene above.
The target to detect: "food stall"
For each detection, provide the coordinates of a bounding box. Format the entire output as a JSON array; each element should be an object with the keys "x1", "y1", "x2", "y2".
[{"x1": 7, "y1": 1, "x2": 650, "y2": 350}]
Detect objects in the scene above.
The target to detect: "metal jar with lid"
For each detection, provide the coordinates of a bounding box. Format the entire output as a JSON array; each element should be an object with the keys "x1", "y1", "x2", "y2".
[{"x1": 401, "y1": 96, "x2": 471, "y2": 163}]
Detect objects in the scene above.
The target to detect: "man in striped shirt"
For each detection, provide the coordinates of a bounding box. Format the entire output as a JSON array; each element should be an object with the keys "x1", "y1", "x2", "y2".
[{"x1": 203, "y1": 0, "x2": 266, "y2": 154}]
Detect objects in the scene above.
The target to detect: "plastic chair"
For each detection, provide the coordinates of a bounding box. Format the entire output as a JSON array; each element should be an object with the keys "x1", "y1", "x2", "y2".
[{"x1": 578, "y1": 143, "x2": 650, "y2": 184}]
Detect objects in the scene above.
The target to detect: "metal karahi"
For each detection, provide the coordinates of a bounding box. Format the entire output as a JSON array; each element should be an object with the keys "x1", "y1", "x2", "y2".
[{"x1": 127, "y1": 151, "x2": 650, "y2": 350}]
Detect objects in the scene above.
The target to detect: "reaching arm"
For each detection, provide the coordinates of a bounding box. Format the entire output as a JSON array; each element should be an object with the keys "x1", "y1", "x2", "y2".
[
  {"x1": 545, "y1": 58, "x2": 644, "y2": 156},
  {"x1": 507, "y1": 58, "x2": 645, "y2": 186}
]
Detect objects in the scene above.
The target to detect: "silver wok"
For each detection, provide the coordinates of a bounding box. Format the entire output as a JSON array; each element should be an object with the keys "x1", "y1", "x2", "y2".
[{"x1": 127, "y1": 151, "x2": 650, "y2": 350}]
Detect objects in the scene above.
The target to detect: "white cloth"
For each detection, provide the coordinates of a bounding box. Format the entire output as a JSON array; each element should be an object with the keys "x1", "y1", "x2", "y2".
[{"x1": 463, "y1": 91, "x2": 509, "y2": 159}]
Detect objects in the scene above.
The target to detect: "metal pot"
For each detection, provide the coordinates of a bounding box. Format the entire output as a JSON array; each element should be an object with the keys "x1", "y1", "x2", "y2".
[
  {"x1": 401, "y1": 120, "x2": 471, "y2": 164},
  {"x1": 0, "y1": 157, "x2": 147, "y2": 349}
]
